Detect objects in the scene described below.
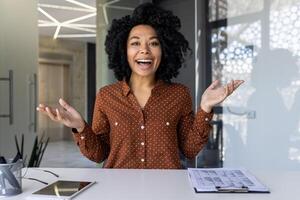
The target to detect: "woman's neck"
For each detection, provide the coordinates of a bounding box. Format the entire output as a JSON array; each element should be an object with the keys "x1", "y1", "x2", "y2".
[{"x1": 129, "y1": 75, "x2": 156, "y2": 92}]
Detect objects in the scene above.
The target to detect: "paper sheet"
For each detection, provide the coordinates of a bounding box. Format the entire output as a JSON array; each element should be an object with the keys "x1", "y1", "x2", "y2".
[{"x1": 188, "y1": 168, "x2": 269, "y2": 192}]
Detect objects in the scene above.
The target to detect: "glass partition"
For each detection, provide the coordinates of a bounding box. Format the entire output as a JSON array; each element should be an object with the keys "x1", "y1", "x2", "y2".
[{"x1": 209, "y1": 0, "x2": 300, "y2": 170}]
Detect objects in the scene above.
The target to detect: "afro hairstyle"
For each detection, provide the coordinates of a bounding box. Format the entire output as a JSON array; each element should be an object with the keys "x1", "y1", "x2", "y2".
[{"x1": 104, "y1": 2, "x2": 191, "y2": 82}]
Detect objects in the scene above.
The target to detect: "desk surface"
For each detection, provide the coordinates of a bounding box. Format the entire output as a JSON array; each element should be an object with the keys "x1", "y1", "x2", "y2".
[{"x1": 3, "y1": 168, "x2": 299, "y2": 200}]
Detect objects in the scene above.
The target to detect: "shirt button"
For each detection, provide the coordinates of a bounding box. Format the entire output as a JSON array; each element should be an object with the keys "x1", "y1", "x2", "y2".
[
  {"x1": 166, "y1": 122, "x2": 170, "y2": 126},
  {"x1": 80, "y1": 136, "x2": 85, "y2": 140},
  {"x1": 205, "y1": 118, "x2": 209, "y2": 122},
  {"x1": 115, "y1": 122, "x2": 118, "y2": 126},
  {"x1": 141, "y1": 125, "x2": 145, "y2": 130},
  {"x1": 141, "y1": 142, "x2": 145, "y2": 146},
  {"x1": 141, "y1": 158, "x2": 145, "y2": 162}
]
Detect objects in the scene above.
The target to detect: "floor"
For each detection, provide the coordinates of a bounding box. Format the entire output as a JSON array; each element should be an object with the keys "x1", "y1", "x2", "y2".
[{"x1": 40, "y1": 140, "x2": 100, "y2": 168}]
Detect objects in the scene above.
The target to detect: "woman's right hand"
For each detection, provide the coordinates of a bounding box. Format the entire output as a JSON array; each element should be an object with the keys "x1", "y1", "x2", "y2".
[{"x1": 37, "y1": 98, "x2": 85, "y2": 132}]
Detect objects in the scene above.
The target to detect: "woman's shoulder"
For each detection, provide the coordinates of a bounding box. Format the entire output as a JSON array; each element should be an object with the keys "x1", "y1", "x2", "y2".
[
  {"x1": 163, "y1": 82, "x2": 192, "y2": 104},
  {"x1": 167, "y1": 82, "x2": 191, "y2": 93},
  {"x1": 96, "y1": 81, "x2": 123, "y2": 96}
]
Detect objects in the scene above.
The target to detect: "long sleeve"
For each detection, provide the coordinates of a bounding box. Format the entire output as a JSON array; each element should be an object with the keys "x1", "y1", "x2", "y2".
[
  {"x1": 73, "y1": 89, "x2": 110, "y2": 163},
  {"x1": 75, "y1": 80, "x2": 212, "y2": 169},
  {"x1": 177, "y1": 87, "x2": 213, "y2": 159}
]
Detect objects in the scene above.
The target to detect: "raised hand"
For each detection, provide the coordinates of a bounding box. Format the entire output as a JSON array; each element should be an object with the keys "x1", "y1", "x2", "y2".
[
  {"x1": 37, "y1": 98, "x2": 85, "y2": 132},
  {"x1": 200, "y1": 80, "x2": 244, "y2": 113}
]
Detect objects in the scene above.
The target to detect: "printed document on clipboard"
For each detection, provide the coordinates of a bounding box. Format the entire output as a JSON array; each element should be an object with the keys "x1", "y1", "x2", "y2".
[{"x1": 188, "y1": 168, "x2": 270, "y2": 193}]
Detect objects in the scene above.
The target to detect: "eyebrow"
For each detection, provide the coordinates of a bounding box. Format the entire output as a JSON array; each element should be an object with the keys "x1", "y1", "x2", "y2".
[{"x1": 128, "y1": 36, "x2": 159, "y2": 40}]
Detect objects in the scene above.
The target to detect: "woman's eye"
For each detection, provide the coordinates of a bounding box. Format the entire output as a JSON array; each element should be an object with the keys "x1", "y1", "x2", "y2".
[
  {"x1": 131, "y1": 42, "x2": 140, "y2": 46},
  {"x1": 150, "y1": 41, "x2": 160, "y2": 47}
]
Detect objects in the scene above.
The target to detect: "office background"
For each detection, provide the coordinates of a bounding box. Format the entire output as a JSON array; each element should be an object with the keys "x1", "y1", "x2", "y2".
[{"x1": 0, "y1": 0, "x2": 299, "y2": 170}]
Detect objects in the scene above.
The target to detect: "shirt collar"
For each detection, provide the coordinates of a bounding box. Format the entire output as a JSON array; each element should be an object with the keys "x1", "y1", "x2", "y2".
[
  {"x1": 121, "y1": 80, "x2": 131, "y2": 96},
  {"x1": 120, "y1": 79, "x2": 166, "y2": 97}
]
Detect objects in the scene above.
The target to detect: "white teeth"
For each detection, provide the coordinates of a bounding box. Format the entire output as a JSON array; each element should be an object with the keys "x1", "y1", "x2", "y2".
[{"x1": 136, "y1": 59, "x2": 152, "y2": 63}]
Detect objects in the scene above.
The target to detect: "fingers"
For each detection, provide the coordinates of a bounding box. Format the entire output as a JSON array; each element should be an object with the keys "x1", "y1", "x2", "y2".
[
  {"x1": 45, "y1": 107, "x2": 57, "y2": 121},
  {"x1": 36, "y1": 104, "x2": 46, "y2": 111},
  {"x1": 224, "y1": 80, "x2": 234, "y2": 96},
  {"x1": 233, "y1": 80, "x2": 244, "y2": 89},
  {"x1": 36, "y1": 104, "x2": 49, "y2": 116},
  {"x1": 209, "y1": 79, "x2": 243, "y2": 95},
  {"x1": 37, "y1": 104, "x2": 59, "y2": 121},
  {"x1": 230, "y1": 80, "x2": 234, "y2": 94},
  {"x1": 59, "y1": 98, "x2": 68, "y2": 109},
  {"x1": 224, "y1": 84, "x2": 229, "y2": 98},
  {"x1": 56, "y1": 109, "x2": 63, "y2": 121},
  {"x1": 208, "y1": 80, "x2": 220, "y2": 89},
  {"x1": 37, "y1": 99, "x2": 71, "y2": 120},
  {"x1": 225, "y1": 80, "x2": 244, "y2": 96}
]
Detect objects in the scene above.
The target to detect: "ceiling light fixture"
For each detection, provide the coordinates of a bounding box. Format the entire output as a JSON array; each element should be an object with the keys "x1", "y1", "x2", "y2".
[
  {"x1": 98, "y1": 0, "x2": 134, "y2": 25},
  {"x1": 38, "y1": 0, "x2": 135, "y2": 39},
  {"x1": 57, "y1": 34, "x2": 96, "y2": 38},
  {"x1": 65, "y1": 0, "x2": 96, "y2": 11},
  {"x1": 38, "y1": 3, "x2": 95, "y2": 12},
  {"x1": 63, "y1": 24, "x2": 96, "y2": 33},
  {"x1": 62, "y1": 12, "x2": 96, "y2": 25},
  {"x1": 38, "y1": 0, "x2": 96, "y2": 39},
  {"x1": 54, "y1": 25, "x2": 61, "y2": 39},
  {"x1": 105, "y1": 5, "x2": 134, "y2": 11},
  {"x1": 38, "y1": 7, "x2": 59, "y2": 24}
]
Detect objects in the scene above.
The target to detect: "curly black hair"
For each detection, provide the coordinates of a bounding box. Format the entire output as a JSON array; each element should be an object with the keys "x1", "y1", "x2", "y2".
[{"x1": 105, "y1": 2, "x2": 191, "y2": 83}]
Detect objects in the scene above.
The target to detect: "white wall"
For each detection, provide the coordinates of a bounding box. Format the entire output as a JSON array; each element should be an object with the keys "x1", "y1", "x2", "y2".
[
  {"x1": 0, "y1": 0, "x2": 38, "y2": 158},
  {"x1": 221, "y1": 0, "x2": 300, "y2": 170}
]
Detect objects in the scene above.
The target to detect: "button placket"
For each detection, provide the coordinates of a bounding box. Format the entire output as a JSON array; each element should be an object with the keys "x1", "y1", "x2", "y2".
[
  {"x1": 139, "y1": 110, "x2": 146, "y2": 167},
  {"x1": 140, "y1": 123, "x2": 146, "y2": 167}
]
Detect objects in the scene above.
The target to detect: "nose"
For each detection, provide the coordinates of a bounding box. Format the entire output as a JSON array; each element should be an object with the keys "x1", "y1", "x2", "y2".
[{"x1": 139, "y1": 43, "x2": 150, "y2": 54}]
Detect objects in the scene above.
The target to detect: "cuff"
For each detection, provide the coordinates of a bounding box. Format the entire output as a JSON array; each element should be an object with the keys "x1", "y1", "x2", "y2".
[
  {"x1": 72, "y1": 122, "x2": 88, "y2": 134},
  {"x1": 72, "y1": 123, "x2": 90, "y2": 145},
  {"x1": 72, "y1": 128, "x2": 79, "y2": 133},
  {"x1": 196, "y1": 107, "x2": 214, "y2": 124}
]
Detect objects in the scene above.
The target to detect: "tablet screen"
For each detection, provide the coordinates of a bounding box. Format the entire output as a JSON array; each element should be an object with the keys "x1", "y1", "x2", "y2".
[{"x1": 32, "y1": 180, "x2": 94, "y2": 197}]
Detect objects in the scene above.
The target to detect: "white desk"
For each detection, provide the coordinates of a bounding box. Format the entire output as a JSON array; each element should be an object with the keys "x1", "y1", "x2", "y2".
[{"x1": 3, "y1": 168, "x2": 299, "y2": 200}]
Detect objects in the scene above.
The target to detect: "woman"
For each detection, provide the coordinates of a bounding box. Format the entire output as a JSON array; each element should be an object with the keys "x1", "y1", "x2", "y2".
[{"x1": 37, "y1": 3, "x2": 243, "y2": 169}]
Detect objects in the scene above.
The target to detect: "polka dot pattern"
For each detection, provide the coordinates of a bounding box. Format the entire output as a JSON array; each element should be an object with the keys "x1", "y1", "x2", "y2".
[{"x1": 73, "y1": 80, "x2": 213, "y2": 169}]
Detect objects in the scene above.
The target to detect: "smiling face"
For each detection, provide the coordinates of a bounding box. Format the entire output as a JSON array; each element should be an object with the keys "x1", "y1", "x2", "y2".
[{"x1": 127, "y1": 24, "x2": 162, "y2": 81}]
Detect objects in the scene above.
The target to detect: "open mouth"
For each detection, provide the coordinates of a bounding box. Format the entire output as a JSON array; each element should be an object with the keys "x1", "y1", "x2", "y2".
[
  {"x1": 136, "y1": 59, "x2": 152, "y2": 65},
  {"x1": 135, "y1": 59, "x2": 153, "y2": 70}
]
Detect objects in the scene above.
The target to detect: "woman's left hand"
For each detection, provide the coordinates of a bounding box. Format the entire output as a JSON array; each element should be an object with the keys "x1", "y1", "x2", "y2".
[{"x1": 200, "y1": 80, "x2": 244, "y2": 113}]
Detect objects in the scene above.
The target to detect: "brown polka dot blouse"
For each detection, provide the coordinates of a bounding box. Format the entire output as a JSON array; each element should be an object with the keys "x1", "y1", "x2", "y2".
[{"x1": 73, "y1": 80, "x2": 213, "y2": 169}]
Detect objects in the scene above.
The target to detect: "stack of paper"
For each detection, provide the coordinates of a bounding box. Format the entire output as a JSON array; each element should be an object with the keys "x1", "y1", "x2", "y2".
[{"x1": 188, "y1": 168, "x2": 270, "y2": 193}]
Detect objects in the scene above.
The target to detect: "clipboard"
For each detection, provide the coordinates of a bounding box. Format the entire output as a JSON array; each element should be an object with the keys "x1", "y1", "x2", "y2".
[
  {"x1": 188, "y1": 168, "x2": 270, "y2": 193},
  {"x1": 215, "y1": 186, "x2": 249, "y2": 193}
]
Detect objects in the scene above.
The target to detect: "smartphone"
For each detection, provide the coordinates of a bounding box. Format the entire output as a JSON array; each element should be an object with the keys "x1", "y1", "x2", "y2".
[{"x1": 26, "y1": 180, "x2": 96, "y2": 200}]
